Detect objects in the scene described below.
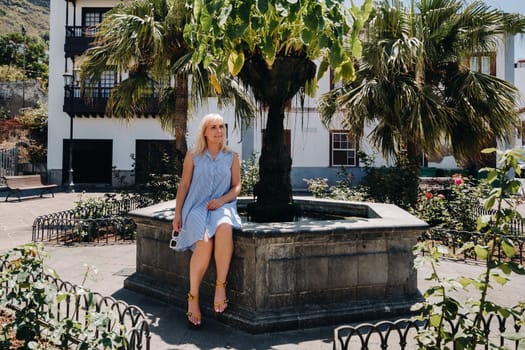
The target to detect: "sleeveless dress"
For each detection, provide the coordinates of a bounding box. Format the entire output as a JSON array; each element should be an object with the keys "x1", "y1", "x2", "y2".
[{"x1": 172, "y1": 150, "x2": 241, "y2": 252}]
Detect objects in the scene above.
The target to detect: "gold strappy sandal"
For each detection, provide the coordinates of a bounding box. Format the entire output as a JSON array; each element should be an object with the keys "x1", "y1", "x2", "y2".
[
  {"x1": 186, "y1": 293, "x2": 202, "y2": 329},
  {"x1": 213, "y1": 280, "x2": 229, "y2": 314}
]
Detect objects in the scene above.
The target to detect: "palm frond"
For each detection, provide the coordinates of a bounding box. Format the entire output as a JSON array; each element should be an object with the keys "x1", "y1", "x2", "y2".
[{"x1": 106, "y1": 72, "x2": 157, "y2": 119}]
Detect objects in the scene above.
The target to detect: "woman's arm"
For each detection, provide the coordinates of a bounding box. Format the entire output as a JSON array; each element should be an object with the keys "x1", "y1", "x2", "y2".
[
  {"x1": 173, "y1": 151, "x2": 194, "y2": 232},
  {"x1": 206, "y1": 152, "x2": 242, "y2": 210}
]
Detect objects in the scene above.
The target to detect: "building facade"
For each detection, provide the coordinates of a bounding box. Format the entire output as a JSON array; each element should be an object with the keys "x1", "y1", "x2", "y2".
[{"x1": 47, "y1": 0, "x2": 518, "y2": 192}]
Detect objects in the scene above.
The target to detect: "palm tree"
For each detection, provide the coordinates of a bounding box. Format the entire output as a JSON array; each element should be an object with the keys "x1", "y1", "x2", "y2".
[
  {"x1": 81, "y1": 0, "x2": 255, "y2": 175},
  {"x1": 319, "y1": 0, "x2": 525, "y2": 206},
  {"x1": 184, "y1": 0, "x2": 372, "y2": 221}
]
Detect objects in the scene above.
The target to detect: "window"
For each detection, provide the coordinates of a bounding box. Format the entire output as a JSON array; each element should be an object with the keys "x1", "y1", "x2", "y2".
[
  {"x1": 330, "y1": 131, "x2": 357, "y2": 167},
  {"x1": 83, "y1": 71, "x2": 116, "y2": 98},
  {"x1": 82, "y1": 8, "x2": 111, "y2": 36},
  {"x1": 469, "y1": 53, "x2": 496, "y2": 76},
  {"x1": 98, "y1": 71, "x2": 115, "y2": 97}
]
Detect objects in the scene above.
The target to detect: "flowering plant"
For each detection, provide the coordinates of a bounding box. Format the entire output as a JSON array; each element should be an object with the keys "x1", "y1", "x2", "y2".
[{"x1": 411, "y1": 175, "x2": 490, "y2": 231}]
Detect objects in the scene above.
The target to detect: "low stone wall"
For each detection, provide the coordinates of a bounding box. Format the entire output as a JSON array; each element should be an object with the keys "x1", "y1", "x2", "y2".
[
  {"x1": 0, "y1": 80, "x2": 46, "y2": 117},
  {"x1": 125, "y1": 197, "x2": 428, "y2": 333}
]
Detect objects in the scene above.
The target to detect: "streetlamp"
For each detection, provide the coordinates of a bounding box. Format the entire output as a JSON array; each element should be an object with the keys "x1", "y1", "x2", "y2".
[
  {"x1": 21, "y1": 25, "x2": 26, "y2": 109},
  {"x1": 63, "y1": 72, "x2": 75, "y2": 193}
]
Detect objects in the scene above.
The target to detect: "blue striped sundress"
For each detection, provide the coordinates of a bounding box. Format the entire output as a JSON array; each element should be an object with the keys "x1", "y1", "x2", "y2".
[{"x1": 172, "y1": 150, "x2": 241, "y2": 251}]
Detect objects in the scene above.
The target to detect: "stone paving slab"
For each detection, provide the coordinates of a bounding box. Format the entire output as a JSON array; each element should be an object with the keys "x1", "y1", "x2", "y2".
[{"x1": 1, "y1": 192, "x2": 524, "y2": 349}]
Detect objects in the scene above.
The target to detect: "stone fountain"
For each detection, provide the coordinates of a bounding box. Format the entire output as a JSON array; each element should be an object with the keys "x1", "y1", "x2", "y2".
[{"x1": 125, "y1": 197, "x2": 428, "y2": 333}]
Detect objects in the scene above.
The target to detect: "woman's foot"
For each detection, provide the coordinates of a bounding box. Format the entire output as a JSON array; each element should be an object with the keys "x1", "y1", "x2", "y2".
[
  {"x1": 186, "y1": 293, "x2": 202, "y2": 329},
  {"x1": 213, "y1": 280, "x2": 229, "y2": 314}
]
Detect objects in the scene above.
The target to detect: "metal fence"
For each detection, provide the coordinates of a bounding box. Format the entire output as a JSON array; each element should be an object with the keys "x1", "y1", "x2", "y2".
[
  {"x1": 333, "y1": 309, "x2": 523, "y2": 350},
  {"x1": 477, "y1": 205, "x2": 525, "y2": 236},
  {"x1": 32, "y1": 195, "x2": 154, "y2": 243},
  {"x1": 425, "y1": 228, "x2": 525, "y2": 265},
  {"x1": 0, "y1": 258, "x2": 151, "y2": 349},
  {"x1": 0, "y1": 147, "x2": 17, "y2": 186}
]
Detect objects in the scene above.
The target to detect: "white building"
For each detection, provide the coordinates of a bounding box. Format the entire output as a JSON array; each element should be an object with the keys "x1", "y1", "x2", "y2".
[
  {"x1": 515, "y1": 59, "x2": 525, "y2": 147},
  {"x1": 47, "y1": 0, "x2": 518, "y2": 191}
]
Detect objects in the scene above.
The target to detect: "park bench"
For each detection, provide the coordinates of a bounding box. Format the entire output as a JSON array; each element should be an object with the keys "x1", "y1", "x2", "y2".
[{"x1": 3, "y1": 175, "x2": 58, "y2": 202}]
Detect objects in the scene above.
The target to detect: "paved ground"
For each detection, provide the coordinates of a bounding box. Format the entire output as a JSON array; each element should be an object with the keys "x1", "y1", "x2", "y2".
[{"x1": 1, "y1": 190, "x2": 524, "y2": 349}]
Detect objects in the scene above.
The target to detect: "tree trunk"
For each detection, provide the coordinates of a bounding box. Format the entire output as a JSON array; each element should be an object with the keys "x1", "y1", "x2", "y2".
[
  {"x1": 249, "y1": 101, "x2": 296, "y2": 221},
  {"x1": 173, "y1": 74, "x2": 188, "y2": 176},
  {"x1": 239, "y1": 53, "x2": 316, "y2": 222},
  {"x1": 404, "y1": 141, "x2": 421, "y2": 207}
]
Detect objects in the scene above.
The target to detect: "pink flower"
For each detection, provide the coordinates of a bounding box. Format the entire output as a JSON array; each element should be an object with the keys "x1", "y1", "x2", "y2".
[
  {"x1": 453, "y1": 176, "x2": 463, "y2": 185},
  {"x1": 425, "y1": 192, "x2": 433, "y2": 199},
  {"x1": 438, "y1": 194, "x2": 445, "y2": 199}
]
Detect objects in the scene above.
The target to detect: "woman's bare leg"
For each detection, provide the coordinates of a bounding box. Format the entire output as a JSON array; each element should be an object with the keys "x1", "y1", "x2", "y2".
[
  {"x1": 213, "y1": 224, "x2": 233, "y2": 312},
  {"x1": 188, "y1": 234, "x2": 213, "y2": 325}
]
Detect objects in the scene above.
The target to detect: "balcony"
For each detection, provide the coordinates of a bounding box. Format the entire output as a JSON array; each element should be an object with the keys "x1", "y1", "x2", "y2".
[
  {"x1": 63, "y1": 86, "x2": 160, "y2": 117},
  {"x1": 65, "y1": 26, "x2": 95, "y2": 56}
]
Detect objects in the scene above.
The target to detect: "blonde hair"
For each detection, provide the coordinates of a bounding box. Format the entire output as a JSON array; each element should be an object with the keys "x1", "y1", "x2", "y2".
[{"x1": 193, "y1": 113, "x2": 229, "y2": 156}]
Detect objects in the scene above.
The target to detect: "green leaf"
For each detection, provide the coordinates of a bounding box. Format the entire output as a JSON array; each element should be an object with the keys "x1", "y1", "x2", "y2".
[
  {"x1": 486, "y1": 169, "x2": 498, "y2": 183},
  {"x1": 304, "y1": 12, "x2": 318, "y2": 31},
  {"x1": 501, "y1": 237, "x2": 516, "y2": 258},
  {"x1": 491, "y1": 273, "x2": 509, "y2": 286},
  {"x1": 483, "y1": 194, "x2": 496, "y2": 211},
  {"x1": 200, "y1": 8, "x2": 212, "y2": 32},
  {"x1": 316, "y1": 58, "x2": 330, "y2": 80},
  {"x1": 301, "y1": 29, "x2": 314, "y2": 44},
  {"x1": 227, "y1": 50, "x2": 245, "y2": 76},
  {"x1": 193, "y1": 0, "x2": 203, "y2": 20},
  {"x1": 351, "y1": 38, "x2": 363, "y2": 57},
  {"x1": 262, "y1": 37, "x2": 276, "y2": 66},
  {"x1": 304, "y1": 79, "x2": 318, "y2": 97},
  {"x1": 329, "y1": 42, "x2": 344, "y2": 67},
  {"x1": 56, "y1": 292, "x2": 69, "y2": 303},
  {"x1": 474, "y1": 245, "x2": 488, "y2": 260},
  {"x1": 339, "y1": 59, "x2": 355, "y2": 81},
  {"x1": 508, "y1": 262, "x2": 525, "y2": 275},
  {"x1": 458, "y1": 276, "x2": 474, "y2": 288},
  {"x1": 497, "y1": 262, "x2": 511, "y2": 275},
  {"x1": 257, "y1": 0, "x2": 268, "y2": 13},
  {"x1": 318, "y1": 33, "x2": 331, "y2": 48},
  {"x1": 429, "y1": 314, "x2": 441, "y2": 328}
]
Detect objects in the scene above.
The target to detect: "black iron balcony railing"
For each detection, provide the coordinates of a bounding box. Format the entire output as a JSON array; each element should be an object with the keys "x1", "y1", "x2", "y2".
[
  {"x1": 63, "y1": 85, "x2": 160, "y2": 117},
  {"x1": 64, "y1": 26, "x2": 96, "y2": 56}
]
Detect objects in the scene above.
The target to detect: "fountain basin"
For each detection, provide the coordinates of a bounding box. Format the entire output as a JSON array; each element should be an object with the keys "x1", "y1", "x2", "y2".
[{"x1": 125, "y1": 197, "x2": 428, "y2": 333}]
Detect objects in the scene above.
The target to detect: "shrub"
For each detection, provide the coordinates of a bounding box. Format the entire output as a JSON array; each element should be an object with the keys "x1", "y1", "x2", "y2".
[
  {"x1": 140, "y1": 152, "x2": 181, "y2": 203},
  {"x1": 412, "y1": 148, "x2": 525, "y2": 348},
  {"x1": 359, "y1": 151, "x2": 418, "y2": 209},
  {"x1": 0, "y1": 244, "x2": 128, "y2": 349},
  {"x1": 144, "y1": 173, "x2": 180, "y2": 202},
  {"x1": 412, "y1": 175, "x2": 491, "y2": 231},
  {"x1": 72, "y1": 192, "x2": 140, "y2": 241},
  {"x1": 0, "y1": 65, "x2": 24, "y2": 82},
  {"x1": 240, "y1": 153, "x2": 259, "y2": 196}
]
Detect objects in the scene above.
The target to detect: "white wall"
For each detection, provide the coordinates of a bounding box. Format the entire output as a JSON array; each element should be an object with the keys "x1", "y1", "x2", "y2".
[{"x1": 48, "y1": 0, "x2": 67, "y2": 170}]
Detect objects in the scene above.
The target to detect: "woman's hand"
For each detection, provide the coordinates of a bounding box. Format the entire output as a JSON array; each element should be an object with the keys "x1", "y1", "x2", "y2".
[
  {"x1": 206, "y1": 198, "x2": 224, "y2": 210},
  {"x1": 172, "y1": 213, "x2": 182, "y2": 233}
]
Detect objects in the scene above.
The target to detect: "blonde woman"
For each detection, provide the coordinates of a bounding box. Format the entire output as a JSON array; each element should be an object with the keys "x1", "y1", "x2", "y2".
[{"x1": 171, "y1": 113, "x2": 241, "y2": 329}]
